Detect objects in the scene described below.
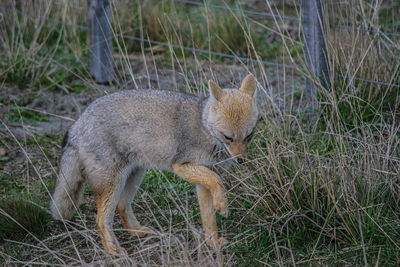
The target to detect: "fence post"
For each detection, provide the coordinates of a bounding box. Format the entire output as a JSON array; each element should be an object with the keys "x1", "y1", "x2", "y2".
[
  {"x1": 302, "y1": 0, "x2": 330, "y2": 106},
  {"x1": 87, "y1": 0, "x2": 115, "y2": 84}
]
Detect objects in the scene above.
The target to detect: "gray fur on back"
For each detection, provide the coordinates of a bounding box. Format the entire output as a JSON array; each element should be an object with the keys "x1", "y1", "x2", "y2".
[{"x1": 67, "y1": 89, "x2": 226, "y2": 172}]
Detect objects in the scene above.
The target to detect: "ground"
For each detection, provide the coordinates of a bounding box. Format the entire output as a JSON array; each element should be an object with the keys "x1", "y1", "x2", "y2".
[
  {"x1": 0, "y1": 55, "x2": 307, "y2": 265},
  {"x1": 1, "y1": 0, "x2": 399, "y2": 265}
]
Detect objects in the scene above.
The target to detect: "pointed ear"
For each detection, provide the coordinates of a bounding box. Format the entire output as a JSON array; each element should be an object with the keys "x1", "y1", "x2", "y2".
[
  {"x1": 208, "y1": 80, "x2": 225, "y2": 101},
  {"x1": 239, "y1": 74, "x2": 256, "y2": 97}
]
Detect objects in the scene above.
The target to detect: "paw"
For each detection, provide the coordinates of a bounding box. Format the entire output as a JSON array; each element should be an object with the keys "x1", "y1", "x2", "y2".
[
  {"x1": 206, "y1": 236, "x2": 227, "y2": 248},
  {"x1": 104, "y1": 242, "x2": 127, "y2": 255},
  {"x1": 212, "y1": 187, "x2": 228, "y2": 216},
  {"x1": 128, "y1": 226, "x2": 153, "y2": 238}
]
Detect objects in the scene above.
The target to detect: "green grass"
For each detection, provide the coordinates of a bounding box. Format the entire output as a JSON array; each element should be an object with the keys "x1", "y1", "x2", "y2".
[
  {"x1": 23, "y1": 133, "x2": 63, "y2": 147},
  {"x1": 222, "y1": 118, "x2": 400, "y2": 264},
  {"x1": 113, "y1": 0, "x2": 299, "y2": 64},
  {"x1": 139, "y1": 170, "x2": 200, "y2": 226},
  {"x1": 0, "y1": 3, "x2": 89, "y2": 91},
  {"x1": 0, "y1": 197, "x2": 51, "y2": 242},
  {"x1": 0, "y1": 173, "x2": 26, "y2": 196},
  {"x1": 6, "y1": 107, "x2": 49, "y2": 123},
  {"x1": 0, "y1": 0, "x2": 399, "y2": 265},
  {"x1": 379, "y1": 2, "x2": 400, "y2": 33}
]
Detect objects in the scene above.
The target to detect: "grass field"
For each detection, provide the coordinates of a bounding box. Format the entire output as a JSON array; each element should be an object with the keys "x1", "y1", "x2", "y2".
[{"x1": 0, "y1": 0, "x2": 399, "y2": 265}]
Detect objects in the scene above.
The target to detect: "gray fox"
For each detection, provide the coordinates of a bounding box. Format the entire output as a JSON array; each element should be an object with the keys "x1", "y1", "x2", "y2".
[{"x1": 51, "y1": 74, "x2": 259, "y2": 254}]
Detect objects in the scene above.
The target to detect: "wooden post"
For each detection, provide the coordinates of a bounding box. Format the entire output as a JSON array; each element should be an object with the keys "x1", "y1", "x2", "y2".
[
  {"x1": 302, "y1": 0, "x2": 330, "y2": 105},
  {"x1": 87, "y1": 0, "x2": 115, "y2": 84}
]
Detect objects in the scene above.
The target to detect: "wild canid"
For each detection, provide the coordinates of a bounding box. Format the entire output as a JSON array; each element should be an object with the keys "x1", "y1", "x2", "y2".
[{"x1": 50, "y1": 74, "x2": 259, "y2": 254}]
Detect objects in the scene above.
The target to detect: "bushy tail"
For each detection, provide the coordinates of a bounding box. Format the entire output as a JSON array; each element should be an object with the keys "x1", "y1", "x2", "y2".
[{"x1": 51, "y1": 147, "x2": 84, "y2": 220}]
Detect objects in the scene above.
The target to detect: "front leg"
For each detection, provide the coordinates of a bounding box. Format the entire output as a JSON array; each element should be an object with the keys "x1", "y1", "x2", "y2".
[
  {"x1": 196, "y1": 184, "x2": 226, "y2": 247},
  {"x1": 172, "y1": 163, "x2": 228, "y2": 246},
  {"x1": 172, "y1": 163, "x2": 228, "y2": 215}
]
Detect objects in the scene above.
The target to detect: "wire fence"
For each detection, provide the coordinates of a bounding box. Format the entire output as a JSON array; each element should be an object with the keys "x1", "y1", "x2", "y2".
[
  {"x1": 13, "y1": 8, "x2": 301, "y2": 70},
  {"x1": 6, "y1": 0, "x2": 400, "y2": 89},
  {"x1": 173, "y1": 0, "x2": 400, "y2": 38},
  {"x1": 26, "y1": 0, "x2": 400, "y2": 38}
]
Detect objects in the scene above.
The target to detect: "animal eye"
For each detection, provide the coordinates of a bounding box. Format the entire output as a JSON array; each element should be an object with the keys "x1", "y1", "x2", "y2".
[
  {"x1": 223, "y1": 134, "x2": 233, "y2": 142},
  {"x1": 245, "y1": 131, "x2": 254, "y2": 141}
]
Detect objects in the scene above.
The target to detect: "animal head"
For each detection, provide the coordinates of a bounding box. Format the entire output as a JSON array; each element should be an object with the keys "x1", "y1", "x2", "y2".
[{"x1": 205, "y1": 74, "x2": 259, "y2": 163}]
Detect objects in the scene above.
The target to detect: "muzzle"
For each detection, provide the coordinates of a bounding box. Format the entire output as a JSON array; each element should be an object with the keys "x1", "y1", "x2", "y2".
[{"x1": 229, "y1": 142, "x2": 247, "y2": 164}]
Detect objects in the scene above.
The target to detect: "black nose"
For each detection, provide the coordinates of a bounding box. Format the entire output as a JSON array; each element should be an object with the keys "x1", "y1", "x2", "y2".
[{"x1": 237, "y1": 158, "x2": 245, "y2": 164}]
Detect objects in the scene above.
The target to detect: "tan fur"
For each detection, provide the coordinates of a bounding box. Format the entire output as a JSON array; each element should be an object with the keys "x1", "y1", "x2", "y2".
[
  {"x1": 51, "y1": 74, "x2": 259, "y2": 254},
  {"x1": 196, "y1": 185, "x2": 225, "y2": 246},
  {"x1": 220, "y1": 93, "x2": 253, "y2": 129},
  {"x1": 95, "y1": 189, "x2": 127, "y2": 255},
  {"x1": 239, "y1": 74, "x2": 257, "y2": 96},
  {"x1": 172, "y1": 163, "x2": 227, "y2": 247},
  {"x1": 209, "y1": 80, "x2": 226, "y2": 101},
  {"x1": 230, "y1": 141, "x2": 248, "y2": 158}
]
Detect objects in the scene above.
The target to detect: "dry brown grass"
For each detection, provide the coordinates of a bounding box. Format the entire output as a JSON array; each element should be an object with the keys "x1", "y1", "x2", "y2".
[{"x1": 0, "y1": 0, "x2": 399, "y2": 265}]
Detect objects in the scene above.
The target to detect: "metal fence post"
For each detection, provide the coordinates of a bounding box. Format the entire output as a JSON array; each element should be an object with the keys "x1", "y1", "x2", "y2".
[
  {"x1": 302, "y1": 0, "x2": 330, "y2": 105},
  {"x1": 87, "y1": 0, "x2": 115, "y2": 84}
]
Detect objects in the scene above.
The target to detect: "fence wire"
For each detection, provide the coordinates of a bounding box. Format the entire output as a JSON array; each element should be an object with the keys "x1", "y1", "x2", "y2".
[
  {"x1": 8, "y1": 8, "x2": 400, "y2": 89},
  {"x1": 26, "y1": 0, "x2": 400, "y2": 39},
  {"x1": 12, "y1": 9, "x2": 299, "y2": 70},
  {"x1": 172, "y1": 0, "x2": 400, "y2": 38},
  {"x1": 172, "y1": 0, "x2": 302, "y2": 21}
]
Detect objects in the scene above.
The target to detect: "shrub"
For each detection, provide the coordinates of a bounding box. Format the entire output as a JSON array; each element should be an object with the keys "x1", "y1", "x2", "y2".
[{"x1": 0, "y1": 197, "x2": 50, "y2": 242}]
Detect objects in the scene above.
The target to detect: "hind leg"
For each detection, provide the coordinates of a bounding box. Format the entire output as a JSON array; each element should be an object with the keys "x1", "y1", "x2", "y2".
[
  {"x1": 116, "y1": 167, "x2": 152, "y2": 237},
  {"x1": 89, "y1": 167, "x2": 127, "y2": 255}
]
